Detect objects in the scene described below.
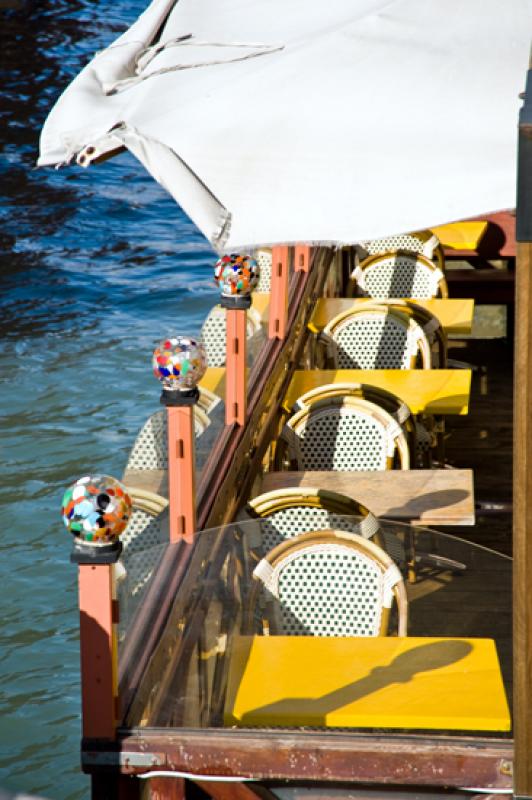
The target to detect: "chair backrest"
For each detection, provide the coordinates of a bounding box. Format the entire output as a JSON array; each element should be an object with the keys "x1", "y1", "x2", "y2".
[
  {"x1": 244, "y1": 486, "x2": 380, "y2": 554},
  {"x1": 357, "y1": 230, "x2": 445, "y2": 270},
  {"x1": 379, "y1": 299, "x2": 447, "y2": 368},
  {"x1": 351, "y1": 252, "x2": 448, "y2": 299},
  {"x1": 200, "y1": 305, "x2": 262, "y2": 367},
  {"x1": 321, "y1": 304, "x2": 432, "y2": 369},
  {"x1": 117, "y1": 489, "x2": 169, "y2": 635},
  {"x1": 254, "y1": 248, "x2": 272, "y2": 292},
  {"x1": 249, "y1": 529, "x2": 408, "y2": 637},
  {"x1": 282, "y1": 395, "x2": 410, "y2": 471},
  {"x1": 293, "y1": 381, "x2": 412, "y2": 424},
  {"x1": 125, "y1": 406, "x2": 210, "y2": 471}
]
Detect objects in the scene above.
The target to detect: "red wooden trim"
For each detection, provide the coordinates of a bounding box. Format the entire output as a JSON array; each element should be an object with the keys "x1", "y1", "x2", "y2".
[
  {"x1": 225, "y1": 309, "x2": 247, "y2": 426},
  {"x1": 99, "y1": 730, "x2": 513, "y2": 789},
  {"x1": 294, "y1": 245, "x2": 311, "y2": 273},
  {"x1": 167, "y1": 406, "x2": 196, "y2": 543},
  {"x1": 79, "y1": 564, "x2": 117, "y2": 740},
  {"x1": 268, "y1": 246, "x2": 290, "y2": 339}
]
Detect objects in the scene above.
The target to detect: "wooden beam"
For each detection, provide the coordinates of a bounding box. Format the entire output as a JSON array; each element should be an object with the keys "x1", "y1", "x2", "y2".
[
  {"x1": 513, "y1": 240, "x2": 532, "y2": 796},
  {"x1": 513, "y1": 62, "x2": 532, "y2": 799},
  {"x1": 268, "y1": 246, "x2": 289, "y2": 339}
]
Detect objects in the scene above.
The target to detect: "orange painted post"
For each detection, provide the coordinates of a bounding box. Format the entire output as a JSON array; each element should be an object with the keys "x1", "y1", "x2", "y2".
[
  {"x1": 269, "y1": 245, "x2": 290, "y2": 339},
  {"x1": 62, "y1": 475, "x2": 132, "y2": 742},
  {"x1": 294, "y1": 245, "x2": 312, "y2": 273},
  {"x1": 225, "y1": 307, "x2": 247, "y2": 425},
  {"x1": 152, "y1": 336, "x2": 207, "y2": 544},
  {"x1": 166, "y1": 404, "x2": 196, "y2": 543},
  {"x1": 78, "y1": 562, "x2": 118, "y2": 739},
  {"x1": 214, "y1": 253, "x2": 260, "y2": 427}
]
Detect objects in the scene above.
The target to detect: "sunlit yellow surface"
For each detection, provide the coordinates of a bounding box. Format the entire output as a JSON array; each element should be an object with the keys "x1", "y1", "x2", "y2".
[
  {"x1": 283, "y1": 370, "x2": 471, "y2": 415},
  {"x1": 252, "y1": 293, "x2": 270, "y2": 321},
  {"x1": 431, "y1": 222, "x2": 488, "y2": 251},
  {"x1": 199, "y1": 367, "x2": 227, "y2": 397},
  {"x1": 224, "y1": 636, "x2": 510, "y2": 731},
  {"x1": 308, "y1": 298, "x2": 474, "y2": 335}
]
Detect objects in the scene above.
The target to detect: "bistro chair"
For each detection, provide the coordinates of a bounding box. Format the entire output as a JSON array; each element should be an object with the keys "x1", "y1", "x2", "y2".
[
  {"x1": 349, "y1": 252, "x2": 448, "y2": 299},
  {"x1": 242, "y1": 486, "x2": 381, "y2": 552},
  {"x1": 254, "y1": 247, "x2": 273, "y2": 292},
  {"x1": 280, "y1": 395, "x2": 410, "y2": 472},
  {"x1": 356, "y1": 229, "x2": 445, "y2": 270},
  {"x1": 116, "y1": 488, "x2": 168, "y2": 637},
  {"x1": 246, "y1": 529, "x2": 408, "y2": 637},
  {"x1": 200, "y1": 304, "x2": 262, "y2": 367},
  {"x1": 291, "y1": 381, "x2": 417, "y2": 462},
  {"x1": 319, "y1": 303, "x2": 433, "y2": 370},
  {"x1": 125, "y1": 405, "x2": 210, "y2": 471}
]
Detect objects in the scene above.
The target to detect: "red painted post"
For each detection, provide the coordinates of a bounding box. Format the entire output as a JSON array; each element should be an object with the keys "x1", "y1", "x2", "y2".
[
  {"x1": 294, "y1": 245, "x2": 311, "y2": 273},
  {"x1": 225, "y1": 308, "x2": 247, "y2": 425},
  {"x1": 78, "y1": 562, "x2": 118, "y2": 739},
  {"x1": 166, "y1": 405, "x2": 196, "y2": 543},
  {"x1": 269, "y1": 245, "x2": 290, "y2": 339}
]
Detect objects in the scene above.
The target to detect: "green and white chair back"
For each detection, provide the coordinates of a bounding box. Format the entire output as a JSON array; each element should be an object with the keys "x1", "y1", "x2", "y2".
[
  {"x1": 254, "y1": 248, "x2": 272, "y2": 292},
  {"x1": 351, "y1": 252, "x2": 448, "y2": 300},
  {"x1": 249, "y1": 529, "x2": 408, "y2": 637},
  {"x1": 200, "y1": 305, "x2": 262, "y2": 367},
  {"x1": 282, "y1": 395, "x2": 410, "y2": 471},
  {"x1": 321, "y1": 304, "x2": 432, "y2": 370},
  {"x1": 243, "y1": 486, "x2": 380, "y2": 554},
  {"x1": 356, "y1": 230, "x2": 445, "y2": 270},
  {"x1": 125, "y1": 406, "x2": 210, "y2": 471}
]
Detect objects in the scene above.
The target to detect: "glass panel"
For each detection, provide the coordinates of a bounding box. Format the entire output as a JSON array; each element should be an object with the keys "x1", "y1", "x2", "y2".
[{"x1": 116, "y1": 518, "x2": 511, "y2": 736}]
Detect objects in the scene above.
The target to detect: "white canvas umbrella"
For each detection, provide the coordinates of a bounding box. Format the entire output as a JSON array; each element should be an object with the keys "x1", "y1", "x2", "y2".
[{"x1": 38, "y1": 0, "x2": 531, "y2": 252}]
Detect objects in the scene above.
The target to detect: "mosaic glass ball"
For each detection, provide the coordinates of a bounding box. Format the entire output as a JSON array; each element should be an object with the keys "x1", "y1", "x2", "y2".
[
  {"x1": 214, "y1": 253, "x2": 260, "y2": 297},
  {"x1": 152, "y1": 335, "x2": 207, "y2": 390},
  {"x1": 61, "y1": 475, "x2": 132, "y2": 543}
]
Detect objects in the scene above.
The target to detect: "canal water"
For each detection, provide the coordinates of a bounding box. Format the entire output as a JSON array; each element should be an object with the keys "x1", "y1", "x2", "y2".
[{"x1": 0, "y1": 2, "x2": 218, "y2": 796}]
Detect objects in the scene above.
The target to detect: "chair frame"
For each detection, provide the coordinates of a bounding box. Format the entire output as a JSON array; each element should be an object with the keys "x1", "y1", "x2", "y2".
[
  {"x1": 246, "y1": 528, "x2": 408, "y2": 637},
  {"x1": 350, "y1": 251, "x2": 448, "y2": 300},
  {"x1": 320, "y1": 303, "x2": 433, "y2": 370},
  {"x1": 356, "y1": 230, "x2": 445, "y2": 271},
  {"x1": 281, "y1": 394, "x2": 411, "y2": 471}
]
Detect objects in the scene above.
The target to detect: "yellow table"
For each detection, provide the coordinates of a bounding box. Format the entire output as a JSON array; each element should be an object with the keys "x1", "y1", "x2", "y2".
[
  {"x1": 252, "y1": 293, "x2": 270, "y2": 322},
  {"x1": 431, "y1": 222, "x2": 488, "y2": 251},
  {"x1": 224, "y1": 636, "x2": 510, "y2": 731},
  {"x1": 308, "y1": 299, "x2": 474, "y2": 336},
  {"x1": 283, "y1": 370, "x2": 471, "y2": 415}
]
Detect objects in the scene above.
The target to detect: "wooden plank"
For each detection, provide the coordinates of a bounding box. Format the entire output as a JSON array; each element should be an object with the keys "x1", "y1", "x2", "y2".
[
  {"x1": 307, "y1": 298, "x2": 474, "y2": 335},
  {"x1": 260, "y1": 469, "x2": 475, "y2": 526},
  {"x1": 513, "y1": 238, "x2": 532, "y2": 795},
  {"x1": 110, "y1": 729, "x2": 513, "y2": 789},
  {"x1": 224, "y1": 636, "x2": 510, "y2": 732},
  {"x1": 283, "y1": 370, "x2": 471, "y2": 415}
]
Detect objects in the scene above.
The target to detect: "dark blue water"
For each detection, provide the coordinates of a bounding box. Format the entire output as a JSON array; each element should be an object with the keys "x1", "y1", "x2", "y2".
[{"x1": 0, "y1": 3, "x2": 218, "y2": 796}]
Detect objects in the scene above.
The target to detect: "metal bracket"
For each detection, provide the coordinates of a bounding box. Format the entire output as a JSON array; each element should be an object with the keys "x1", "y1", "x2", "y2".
[{"x1": 82, "y1": 750, "x2": 164, "y2": 768}]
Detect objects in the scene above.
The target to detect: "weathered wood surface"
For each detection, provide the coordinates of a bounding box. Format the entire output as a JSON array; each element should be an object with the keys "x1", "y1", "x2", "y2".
[{"x1": 259, "y1": 469, "x2": 475, "y2": 526}]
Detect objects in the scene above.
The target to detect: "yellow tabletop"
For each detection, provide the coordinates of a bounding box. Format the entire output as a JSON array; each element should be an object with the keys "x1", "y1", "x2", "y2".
[
  {"x1": 431, "y1": 222, "x2": 488, "y2": 251},
  {"x1": 308, "y1": 298, "x2": 474, "y2": 335},
  {"x1": 252, "y1": 293, "x2": 270, "y2": 322},
  {"x1": 283, "y1": 370, "x2": 471, "y2": 415},
  {"x1": 199, "y1": 367, "x2": 227, "y2": 398},
  {"x1": 224, "y1": 636, "x2": 510, "y2": 732}
]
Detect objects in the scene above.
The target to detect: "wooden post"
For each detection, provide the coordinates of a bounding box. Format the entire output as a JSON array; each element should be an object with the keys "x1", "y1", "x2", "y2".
[
  {"x1": 225, "y1": 307, "x2": 247, "y2": 425},
  {"x1": 514, "y1": 64, "x2": 532, "y2": 799},
  {"x1": 294, "y1": 245, "x2": 311, "y2": 273},
  {"x1": 166, "y1": 404, "x2": 196, "y2": 544},
  {"x1": 268, "y1": 245, "x2": 289, "y2": 339},
  {"x1": 78, "y1": 562, "x2": 118, "y2": 740}
]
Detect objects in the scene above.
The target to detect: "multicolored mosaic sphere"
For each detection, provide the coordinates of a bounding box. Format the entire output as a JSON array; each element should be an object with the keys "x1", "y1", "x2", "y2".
[
  {"x1": 61, "y1": 475, "x2": 132, "y2": 543},
  {"x1": 214, "y1": 253, "x2": 259, "y2": 297},
  {"x1": 152, "y1": 336, "x2": 207, "y2": 390}
]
